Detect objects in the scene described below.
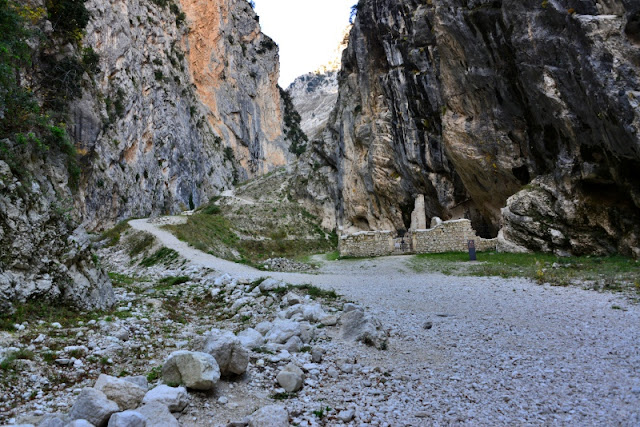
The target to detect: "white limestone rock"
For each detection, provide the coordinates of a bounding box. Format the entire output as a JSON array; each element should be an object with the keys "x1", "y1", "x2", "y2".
[
  {"x1": 68, "y1": 388, "x2": 119, "y2": 427},
  {"x1": 340, "y1": 308, "x2": 387, "y2": 349},
  {"x1": 141, "y1": 385, "x2": 188, "y2": 412},
  {"x1": 237, "y1": 328, "x2": 265, "y2": 349},
  {"x1": 136, "y1": 402, "x2": 179, "y2": 427},
  {"x1": 162, "y1": 350, "x2": 220, "y2": 390},
  {"x1": 265, "y1": 319, "x2": 302, "y2": 344},
  {"x1": 107, "y1": 410, "x2": 148, "y2": 427},
  {"x1": 276, "y1": 363, "x2": 304, "y2": 392},
  {"x1": 202, "y1": 329, "x2": 249, "y2": 376},
  {"x1": 249, "y1": 404, "x2": 289, "y2": 427},
  {"x1": 94, "y1": 374, "x2": 146, "y2": 410}
]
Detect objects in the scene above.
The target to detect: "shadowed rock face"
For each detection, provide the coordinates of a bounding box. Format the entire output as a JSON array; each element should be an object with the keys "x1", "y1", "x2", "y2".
[{"x1": 309, "y1": 0, "x2": 640, "y2": 255}]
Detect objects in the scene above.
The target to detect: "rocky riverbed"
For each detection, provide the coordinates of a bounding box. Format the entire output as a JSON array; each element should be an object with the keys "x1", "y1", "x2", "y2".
[{"x1": 1, "y1": 222, "x2": 640, "y2": 426}]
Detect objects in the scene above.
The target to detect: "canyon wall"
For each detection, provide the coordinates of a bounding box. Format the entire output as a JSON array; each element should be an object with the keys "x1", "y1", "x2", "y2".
[
  {"x1": 77, "y1": 0, "x2": 291, "y2": 229},
  {"x1": 302, "y1": 0, "x2": 640, "y2": 256},
  {"x1": 0, "y1": 0, "x2": 292, "y2": 309}
]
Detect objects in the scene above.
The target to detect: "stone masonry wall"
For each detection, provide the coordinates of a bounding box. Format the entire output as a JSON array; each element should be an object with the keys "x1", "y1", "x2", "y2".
[
  {"x1": 338, "y1": 231, "x2": 395, "y2": 258},
  {"x1": 339, "y1": 219, "x2": 497, "y2": 257},
  {"x1": 410, "y1": 219, "x2": 496, "y2": 254}
]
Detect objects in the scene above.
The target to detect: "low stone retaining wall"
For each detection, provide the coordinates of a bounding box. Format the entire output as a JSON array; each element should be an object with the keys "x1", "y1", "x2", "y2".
[{"x1": 339, "y1": 219, "x2": 497, "y2": 257}]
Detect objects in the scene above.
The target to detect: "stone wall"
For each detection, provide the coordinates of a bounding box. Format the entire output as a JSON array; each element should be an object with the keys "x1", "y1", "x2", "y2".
[
  {"x1": 410, "y1": 219, "x2": 496, "y2": 254},
  {"x1": 338, "y1": 219, "x2": 497, "y2": 257},
  {"x1": 338, "y1": 231, "x2": 395, "y2": 257}
]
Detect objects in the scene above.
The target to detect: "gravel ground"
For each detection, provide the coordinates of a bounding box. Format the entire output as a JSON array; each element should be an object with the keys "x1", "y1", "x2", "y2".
[{"x1": 127, "y1": 218, "x2": 640, "y2": 425}]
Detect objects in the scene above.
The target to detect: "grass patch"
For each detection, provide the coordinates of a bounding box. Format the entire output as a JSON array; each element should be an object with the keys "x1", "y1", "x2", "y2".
[
  {"x1": 164, "y1": 214, "x2": 239, "y2": 259},
  {"x1": 101, "y1": 221, "x2": 130, "y2": 247},
  {"x1": 140, "y1": 247, "x2": 179, "y2": 267},
  {"x1": 408, "y1": 251, "x2": 640, "y2": 290},
  {"x1": 127, "y1": 233, "x2": 155, "y2": 257},
  {"x1": 293, "y1": 283, "x2": 338, "y2": 300},
  {"x1": 325, "y1": 250, "x2": 340, "y2": 261},
  {"x1": 271, "y1": 391, "x2": 297, "y2": 400},
  {"x1": 147, "y1": 366, "x2": 162, "y2": 382},
  {"x1": 0, "y1": 299, "x2": 103, "y2": 331},
  {"x1": 108, "y1": 272, "x2": 136, "y2": 287}
]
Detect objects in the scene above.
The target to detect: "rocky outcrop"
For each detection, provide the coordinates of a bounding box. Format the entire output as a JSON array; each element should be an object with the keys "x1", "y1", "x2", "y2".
[
  {"x1": 303, "y1": 0, "x2": 640, "y2": 256},
  {"x1": 0, "y1": 156, "x2": 115, "y2": 312}
]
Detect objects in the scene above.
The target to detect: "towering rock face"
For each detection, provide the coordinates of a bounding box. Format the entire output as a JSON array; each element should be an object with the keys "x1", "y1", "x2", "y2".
[
  {"x1": 76, "y1": 0, "x2": 291, "y2": 229},
  {"x1": 0, "y1": 0, "x2": 292, "y2": 308},
  {"x1": 310, "y1": 0, "x2": 640, "y2": 255}
]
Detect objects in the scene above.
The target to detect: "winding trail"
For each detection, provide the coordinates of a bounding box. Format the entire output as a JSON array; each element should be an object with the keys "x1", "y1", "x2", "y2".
[{"x1": 130, "y1": 217, "x2": 640, "y2": 425}]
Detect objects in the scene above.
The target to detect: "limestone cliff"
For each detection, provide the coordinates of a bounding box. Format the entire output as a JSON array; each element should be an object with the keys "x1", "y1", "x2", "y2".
[
  {"x1": 306, "y1": 0, "x2": 640, "y2": 256},
  {"x1": 0, "y1": 0, "x2": 293, "y2": 309},
  {"x1": 77, "y1": 0, "x2": 292, "y2": 229}
]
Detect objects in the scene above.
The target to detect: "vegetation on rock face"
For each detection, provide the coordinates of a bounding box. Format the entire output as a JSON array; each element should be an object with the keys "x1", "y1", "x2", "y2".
[
  {"x1": 279, "y1": 86, "x2": 308, "y2": 157},
  {"x1": 0, "y1": 0, "x2": 93, "y2": 187}
]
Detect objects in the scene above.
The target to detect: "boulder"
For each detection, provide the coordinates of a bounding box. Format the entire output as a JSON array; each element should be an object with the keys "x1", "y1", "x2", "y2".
[
  {"x1": 283, "y1": 292, "x2": 303, "y2": 306},
  {"x1": 283, "y1": 336, "x2": 303, "y2": 353},
  {"x1": 122, "y1": 376, "x2": 149, "y2": 390},
  {"x1": 107, "y1": 410, "x2": 148, "y2": 427},
  {"x1": 141, "y1": 385, "x2": 188, "y2": 412},
  {"x1": 68, "y1": 388, "x2": 119, "y2": 427},
  {"x1": 249, "y1": 405, "x2": 289, "y2": 427},
  {"x1": 265, "y1": 319, "x2": 301, "y2": 344},
  {"x1": 258, "y1": 278, "x2": 284, "y2": 291},
  {"x1": 276, "y1": 363, "x2": 304, "y2": 392},
  {"x1": 202, "y1": 329, "x2": 249, "y2": 376},
  {"x1": 340, "y1": 309, "x2": 386, "y2": 349},
  {"x1": 67, "y1": 421, "x2": 94, "y2": 427},
  {"x1": 137, "y1": 402, "x2": 179, "y2": 427},
  {"x1": 38, "y1": 415, "x2": 67, "y2": 427},
  {"x1": 162, "y1": 350, "x2": 220, "y2": 390},
  {"x1": 302, "y1": 304, "x2": 326, "y2": 323},
  {"x1": 237, "y1": 328, "x2": 265, "y2": 349},
  {"x1": 94, "y1": 374, "x2": 146, "y2": 410}
]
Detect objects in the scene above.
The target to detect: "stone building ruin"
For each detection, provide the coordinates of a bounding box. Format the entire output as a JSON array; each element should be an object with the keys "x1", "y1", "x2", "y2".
[{"x1": 338, "y1": 195, "x2": 498, "y2": 257}]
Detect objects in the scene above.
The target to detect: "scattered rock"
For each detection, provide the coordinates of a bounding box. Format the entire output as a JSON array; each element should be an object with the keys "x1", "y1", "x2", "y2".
[
  {"x1": 340, "y1": 308, "x2": 387, "y2": 349},
  {"x1": 338, "y1": 409, "x2": 356, "y2": 422},
  {"x1": 237, "y1": 328, "x2": 265, "y2": 349},
  {"x1": 107, "y1": 410, "x2": 148, "y2": 427},
  {"x1": 276, "y1": 363, "x2": 304, "y2": 392},
  {"x1": 141, "y1": 385, "x2": 188, "y2": 412},
  {"x1": 162, "y1": 350, "x2": 220, "y2": 390},
  {"x1": 94, "y1": 374, "x2": 146, "y2": 410},
  {"x1": 68, "y1": 388, "x2": 119, "y2": 427},
  {"x1": 258, "y1": 278, "x2": 284, "y2": 292},
  {"x1": 137, "y1": 402, "x2": 179, "y2": 427},
  {"x1": 249, "y1": 405, "x2": 289, "y2": 427},
  {"x1": 202, "y1": 329, "x2": 249, "y2": 376},
  {"x1": 265, "y1": 319, "x2": 302, "y2": 344}
]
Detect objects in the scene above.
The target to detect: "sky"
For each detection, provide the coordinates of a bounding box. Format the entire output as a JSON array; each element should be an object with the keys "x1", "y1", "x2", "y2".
[{"x1": 253, "y1": 0, "x2": 354, "y2": 87}]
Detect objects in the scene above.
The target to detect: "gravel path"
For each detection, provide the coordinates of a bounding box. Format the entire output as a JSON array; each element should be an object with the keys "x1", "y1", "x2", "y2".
[{"x1": 131, "y1": 217, "x2": 640, "y2": 425}]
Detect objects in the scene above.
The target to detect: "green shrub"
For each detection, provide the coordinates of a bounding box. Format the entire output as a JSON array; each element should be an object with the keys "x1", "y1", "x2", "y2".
[{"x1": 46, "y1": 0, "x2": 89, "y2": 40}]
